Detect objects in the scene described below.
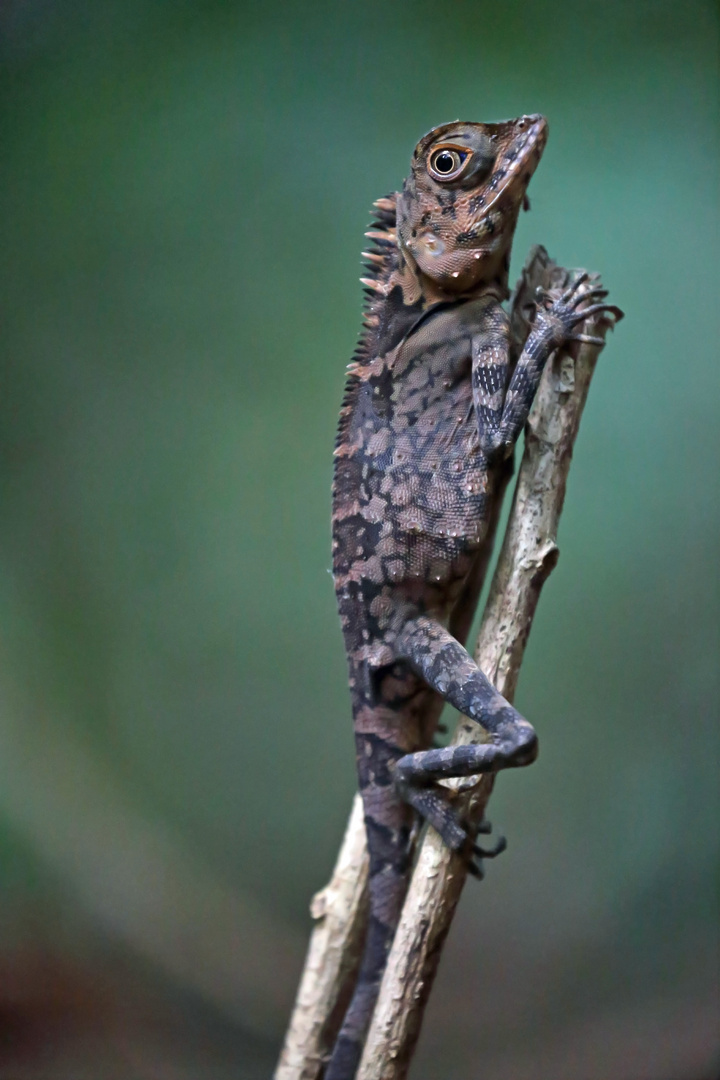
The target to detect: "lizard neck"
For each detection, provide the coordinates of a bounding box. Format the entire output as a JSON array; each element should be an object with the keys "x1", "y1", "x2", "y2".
[{"x1": 334, "y1": 190, "x2": 509, "y2": 460}]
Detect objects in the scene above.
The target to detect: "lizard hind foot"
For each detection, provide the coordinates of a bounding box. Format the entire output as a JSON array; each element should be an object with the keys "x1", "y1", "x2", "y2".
[
  {"x1": 393, "y1": 773, "x2": 508, "y2": 883},
  {"x1": 393, "y1": 781, "x2": 468, "y2": 851}
]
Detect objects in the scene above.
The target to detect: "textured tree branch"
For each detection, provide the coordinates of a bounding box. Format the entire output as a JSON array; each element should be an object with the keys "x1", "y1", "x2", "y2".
[
  {"x1": 276, "y1": 247, "x2": 621, "y2": 1080},
  {"x1": 276, "y1": 795, "x2": 369, "y2": 1080}
]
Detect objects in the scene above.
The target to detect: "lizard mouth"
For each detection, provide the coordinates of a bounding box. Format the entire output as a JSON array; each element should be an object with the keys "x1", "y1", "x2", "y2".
[{"x1": 474, "y1": 114, "x2": 548, "y2": 225}]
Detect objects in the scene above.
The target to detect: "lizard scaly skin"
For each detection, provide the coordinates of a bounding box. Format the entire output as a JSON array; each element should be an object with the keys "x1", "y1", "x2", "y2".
[{"x1": 327, "y1": 116, "x2": 618, "y2": 1079}]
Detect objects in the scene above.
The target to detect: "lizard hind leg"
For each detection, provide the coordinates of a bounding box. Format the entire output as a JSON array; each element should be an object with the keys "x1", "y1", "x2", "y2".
[{"x1": 392, "y1": 614, "x2": 538, "y2": 851}]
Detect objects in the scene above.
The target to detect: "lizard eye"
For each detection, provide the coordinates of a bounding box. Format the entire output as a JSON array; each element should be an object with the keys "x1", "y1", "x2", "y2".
[{"x1": 428, "y1": 147, "x2": 469, "y2": 181}]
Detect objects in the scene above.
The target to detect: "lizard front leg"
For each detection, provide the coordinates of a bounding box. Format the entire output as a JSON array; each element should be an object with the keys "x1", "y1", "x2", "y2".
[
  {"x1": 391, "y1": 615, "x2": 537, "y2": 851},
  {"x1": 476, "y1": 276, "x2": 622, "y2": 458}
]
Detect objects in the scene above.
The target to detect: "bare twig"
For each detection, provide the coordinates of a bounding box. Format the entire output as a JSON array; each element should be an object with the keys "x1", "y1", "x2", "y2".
[
  {"x1": 276, "y1": 795, "x2": 369, "y2": 1080},
  {"x1": 276, "y1": 248, "x2": 620, "y2": 1080}
]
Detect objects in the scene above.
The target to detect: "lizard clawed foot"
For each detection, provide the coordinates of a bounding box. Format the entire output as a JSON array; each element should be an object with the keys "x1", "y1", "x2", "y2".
[
  {"x1": 468, "y1": 835, "x2": 507, "y2": 879},
  {"x1": 463, "y1": 817, "x2": 507, "y2": 879},
  {"x1": 536, "y1": 274, "x2": 623, "y2": 346},
  {"x1": 559, "y1": 273, "x2": 623, "y2": 324},
  {"x1": 535, "y1": 272, "x2": 595, "y2": 310}
]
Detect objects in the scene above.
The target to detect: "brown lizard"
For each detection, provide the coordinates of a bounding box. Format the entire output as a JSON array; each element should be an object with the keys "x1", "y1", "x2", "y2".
[{"x1": 328, "y1": 115, "x2": 620, "y2": 1079}]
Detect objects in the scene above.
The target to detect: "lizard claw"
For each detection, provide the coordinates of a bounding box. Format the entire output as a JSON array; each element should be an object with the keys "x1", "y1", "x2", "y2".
[
  {"x1": 572, "y1": 300, "x2": 624, "y2": 321},
  {"x1": 559, "y1": 271, "x2": 590, "y2": 304},
  {"x1": 537, "y1": 275, "x2": 623, "y2": 346},
  {"x1": 466, "y1": 822, "x2": 507, "y2": 880},
  {"x1": 564, "y1": 275, "x2": 623, "y2": 323},
  {"x1": 468, "y1": 835, "x2": 506, "y2": 879},
  {"x1": 473, "y1": 835, "x2": 507, "y2": 860},
  {"x1": 535, "y1": 274, "x2": 621, "y2": 335}
]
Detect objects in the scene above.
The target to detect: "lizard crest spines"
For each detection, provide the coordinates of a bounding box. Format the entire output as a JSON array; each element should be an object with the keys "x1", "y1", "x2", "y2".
[{"x1": 334, "y1": 194, "x2": 399, "y2": 453}]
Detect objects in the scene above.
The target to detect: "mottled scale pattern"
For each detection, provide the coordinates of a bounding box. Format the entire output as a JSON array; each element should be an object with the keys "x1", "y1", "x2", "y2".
[{"x1": 324, "y1": 115, "x2": 619, "y2": 1080}]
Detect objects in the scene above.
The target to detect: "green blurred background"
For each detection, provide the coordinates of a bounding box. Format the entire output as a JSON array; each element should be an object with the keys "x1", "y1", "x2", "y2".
[{"x1": 0, "y1": 1, "x2": 718, "y2": 1077}]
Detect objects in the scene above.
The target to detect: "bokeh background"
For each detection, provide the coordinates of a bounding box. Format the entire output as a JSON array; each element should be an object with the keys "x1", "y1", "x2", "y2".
[{"x1": 0, "y1": 1, "x2": 718, "y2": 1077}]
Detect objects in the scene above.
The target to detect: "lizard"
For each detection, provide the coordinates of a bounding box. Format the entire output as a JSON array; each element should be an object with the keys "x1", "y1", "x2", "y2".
[{"x1": 327, "y1": 114, "x2": 620, "y2": 1080}]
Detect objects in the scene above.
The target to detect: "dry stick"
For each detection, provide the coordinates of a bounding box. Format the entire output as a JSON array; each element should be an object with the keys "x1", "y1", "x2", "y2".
[
  {"x1": 357, "y1": 251, "x2": 620, "y2": 1080},
  {"x1": 277, "y1": 794, "x2": 369, "y2": 1080},
  {"x1": 276, "y1": 248, "x2": 619, "y2": 1080}
]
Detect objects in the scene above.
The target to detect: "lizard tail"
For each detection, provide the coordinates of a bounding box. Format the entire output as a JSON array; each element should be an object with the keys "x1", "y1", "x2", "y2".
[{"x1": 325, "y1": 670, "x2": 431, "y2": 1080}]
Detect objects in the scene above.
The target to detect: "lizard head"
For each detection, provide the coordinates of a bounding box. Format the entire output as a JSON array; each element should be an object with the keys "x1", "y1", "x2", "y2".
[{"x1": 396, "y1": 115, "x2": 548, "y2": 294}]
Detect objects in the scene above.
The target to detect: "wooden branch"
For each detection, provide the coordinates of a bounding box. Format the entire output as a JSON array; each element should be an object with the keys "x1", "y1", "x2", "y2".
[
  {"x1": 356, "y1": 249, "x2": 620, "y2": 1079},
  {"x1": 276, "y1": 795, "x2": 369, "y2": 1080},
  {"x1": 276, "y1": 247, "x2": 620, "y2": 1080}
]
